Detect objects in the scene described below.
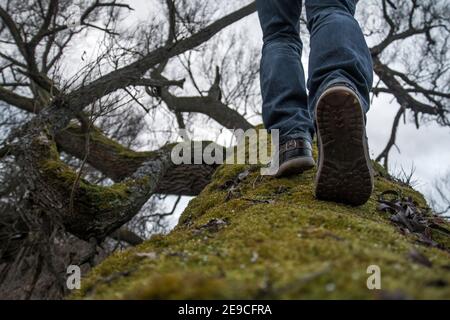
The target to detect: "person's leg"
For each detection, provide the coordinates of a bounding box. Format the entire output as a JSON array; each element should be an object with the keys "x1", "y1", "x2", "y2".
[
  {"x1": 305, "y1": 0, "x2": 373, "y2": 116},
  {"x1": 305, "y1": 0, "x2": 374, "y2": 205},
  {"x1": 256, "y1": 0, "x2": 314, "y2": 145}
]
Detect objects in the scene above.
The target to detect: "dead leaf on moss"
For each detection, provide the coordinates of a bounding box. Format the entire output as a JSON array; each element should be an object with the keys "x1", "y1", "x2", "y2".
[
  {"x1": 220, "y1": 169, "x2": 250, "y2": 191},
  {"x1": 377, "y1": 190, "x2": 450, "y2": 252},
  {"x1": 193, "y1": 218, "x2": 228, "y2": 235},
  {"x1": 237, "y1": 169, "x2": 250, "y2": 181}
]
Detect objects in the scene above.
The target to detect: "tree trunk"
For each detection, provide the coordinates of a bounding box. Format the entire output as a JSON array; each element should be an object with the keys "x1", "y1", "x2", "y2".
[{"x1": 74, "y1": 152, "x2": 450, "y2": 299}]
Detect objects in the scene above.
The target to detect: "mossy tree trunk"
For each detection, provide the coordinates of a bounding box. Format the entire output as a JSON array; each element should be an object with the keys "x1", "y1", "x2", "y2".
[
  {"x1": 0, "y1": 3, "x2": 256, "y2": 298},
  {"x1": 2, "y1": 0, "x2": 449, "y2": 300},
  {"x1": 75, "y1": 152, "x2": 450, "y2": 299},
  {"x1": 1, "y1": 119, "x2": 220, "y2": 298}
]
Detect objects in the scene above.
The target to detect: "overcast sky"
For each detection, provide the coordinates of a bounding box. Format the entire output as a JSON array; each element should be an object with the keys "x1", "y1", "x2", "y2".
[{"x1": 63, "y1": 1, "x2": 449, "y2": 227}]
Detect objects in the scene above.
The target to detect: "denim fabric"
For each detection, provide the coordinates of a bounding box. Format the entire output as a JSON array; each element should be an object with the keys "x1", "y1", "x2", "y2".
[{"x1": 256, "y1": 0, "x2": 373, "y2": 144}]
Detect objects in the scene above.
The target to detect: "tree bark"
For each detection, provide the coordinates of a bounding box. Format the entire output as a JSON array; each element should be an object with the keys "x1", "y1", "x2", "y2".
[{"x1": 55, "y1": 126, "x2": 219, "y2": 195}]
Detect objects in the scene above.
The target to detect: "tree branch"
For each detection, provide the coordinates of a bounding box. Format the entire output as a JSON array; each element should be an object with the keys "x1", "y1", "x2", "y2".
[
  {"x1": 0, "y1": 85, "x2": 37, "y2": 112},
  {"x1": 55, "y1": 125, "x2": 219, "y2": 196},
  {"x1": 375, "y1": 106, "x2": 405, "y2": 170},
  {"x1": 48, "y1": 2, "x2": 256, "y2": 131},
  {"x1": 160, "y1": 89, "x2": 253, "y2": 130},
  {"x1": 372, "y1": 56, "x2": 440, "y2": 116},
  {"x1": 10, "y1": 130, "x2": 172, "y2": 241}
]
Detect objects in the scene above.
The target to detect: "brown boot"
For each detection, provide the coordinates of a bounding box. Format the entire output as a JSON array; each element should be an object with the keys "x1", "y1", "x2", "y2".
[
  {"x1": 314, "y1": 85, "x2": 374, "y2": 206},
  {"x1": 274, "y1": 138, "x2": 315, "y2": 178}
]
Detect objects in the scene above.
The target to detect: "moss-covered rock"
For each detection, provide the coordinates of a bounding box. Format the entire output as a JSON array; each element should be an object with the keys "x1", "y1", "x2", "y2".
[{"x1": 73, "y1": 138, "x2": 450, "y2": 299}]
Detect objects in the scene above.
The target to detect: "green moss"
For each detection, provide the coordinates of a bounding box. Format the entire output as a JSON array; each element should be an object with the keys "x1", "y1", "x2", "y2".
[
  {"x1": 65, "y1": 124, "x2": 157, "y2": 160},
  {"x1": 43, "y1": 160, "x2": 137, "y2": 212},
  {"x1": 372, "y1": 160, "x2": 389, "y2": 178},
  {"x1": 73, "y1": 136, "x2": 450, "y2": 300},
  {"x1": 37, "y1": 134, "x2": 148, "y2": 212}
]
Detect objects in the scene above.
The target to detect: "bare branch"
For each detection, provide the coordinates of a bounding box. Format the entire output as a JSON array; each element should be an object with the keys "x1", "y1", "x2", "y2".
[
  {"x1": 54, "y1": 2, "x2": 256, "y2": 126},
  {"x1": 375, "y1": 106, "x2": 404, "y2": 170}
]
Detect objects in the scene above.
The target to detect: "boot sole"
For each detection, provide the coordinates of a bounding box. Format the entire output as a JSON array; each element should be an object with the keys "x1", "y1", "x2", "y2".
[{"x1": 314, "y1": 86, "x2": 373, "y2": 206}]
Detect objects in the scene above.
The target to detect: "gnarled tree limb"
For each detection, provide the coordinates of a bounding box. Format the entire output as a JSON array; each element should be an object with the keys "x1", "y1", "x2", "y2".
[{"x1": 55, "y1": 125, "x2": 219, "y2": 196}]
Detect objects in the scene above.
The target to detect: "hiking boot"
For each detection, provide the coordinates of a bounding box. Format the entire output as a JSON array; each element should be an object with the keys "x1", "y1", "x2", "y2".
[
  {"x1": 274, "y1": 138, "x2": 315, "y2": 178},
  {"x1": 314, "y1": 84, "x2": 374, "y2": 206}
]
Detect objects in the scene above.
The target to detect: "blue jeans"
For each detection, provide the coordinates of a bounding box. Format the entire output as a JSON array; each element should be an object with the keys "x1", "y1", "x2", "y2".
[{"x1": 257, "y1": 0, "x2": 373, "y2": 144}]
